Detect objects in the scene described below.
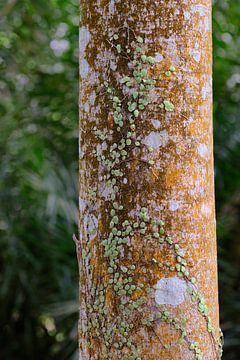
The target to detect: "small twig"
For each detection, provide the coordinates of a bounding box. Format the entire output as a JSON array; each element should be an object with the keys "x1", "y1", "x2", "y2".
[
  {"x1": 106, "y1": 39, "x2": 131, "y2": 61},
  {"x1": 73, "y1": 234, "x2": 83, "y2": 264}
]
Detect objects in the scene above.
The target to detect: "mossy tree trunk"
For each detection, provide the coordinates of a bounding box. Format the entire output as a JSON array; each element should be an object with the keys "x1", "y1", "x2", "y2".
[{"x1": 79, "y1": 1, "x2": 221, "y2": 359}]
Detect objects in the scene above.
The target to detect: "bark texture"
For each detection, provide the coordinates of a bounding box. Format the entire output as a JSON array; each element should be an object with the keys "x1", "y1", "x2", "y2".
[{"x1": 79, "y1": 1, "x2": 221, "y2": 359}]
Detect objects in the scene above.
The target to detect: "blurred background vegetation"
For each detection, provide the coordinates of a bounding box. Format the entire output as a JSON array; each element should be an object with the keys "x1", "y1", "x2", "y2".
[{"x1": 0, "y1": 0, "x2": 239, "y2": 359}]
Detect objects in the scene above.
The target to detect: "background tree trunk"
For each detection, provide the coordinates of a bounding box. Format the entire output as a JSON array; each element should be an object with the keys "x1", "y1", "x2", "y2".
[{"x1": 79, "y1": 1, "x2": 221, "y2": 359}]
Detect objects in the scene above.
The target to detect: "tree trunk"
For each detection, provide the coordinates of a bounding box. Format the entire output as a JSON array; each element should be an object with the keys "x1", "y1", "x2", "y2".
[{"x1": 79, "y1": 1, "x2": 222, "y2": 359}]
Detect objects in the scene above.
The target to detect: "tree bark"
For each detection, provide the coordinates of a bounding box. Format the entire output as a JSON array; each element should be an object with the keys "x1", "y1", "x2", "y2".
[{"x1": 79, "y1": 1, "x2": 221, "y2": 359}]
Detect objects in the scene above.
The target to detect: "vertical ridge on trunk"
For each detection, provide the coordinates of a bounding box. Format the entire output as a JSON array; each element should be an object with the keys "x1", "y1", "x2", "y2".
[{"x1": 79, "y1": 1, "x2": 222, "y2": 359}]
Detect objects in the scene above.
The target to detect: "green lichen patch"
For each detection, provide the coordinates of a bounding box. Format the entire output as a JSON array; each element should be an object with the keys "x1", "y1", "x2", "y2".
[{"x1": 159, "y1": 100, "x2": 175, "y2": 112}]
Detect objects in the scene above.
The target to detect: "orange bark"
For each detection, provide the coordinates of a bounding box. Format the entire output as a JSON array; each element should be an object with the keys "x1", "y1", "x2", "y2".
[{"x1": 79, "y1": 1, "x2": 221, "y2": 359}]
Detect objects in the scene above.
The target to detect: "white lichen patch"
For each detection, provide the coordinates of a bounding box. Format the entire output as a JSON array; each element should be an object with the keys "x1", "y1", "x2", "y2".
[
  {"x1": 89, "y1": 91, "x2": 96, "y2": 105},
  {"x1": 84, "y1": 214, "x2": 98, "y2": 241},
  {"x1": 79, "y1": 26, "x2": 91, "y2": 79},
  {"x1": 79, "y1": 196, "x2": 87, "y2": 213},
  {"x1": 183, "y1": 116, "x2": 194, "y2": 128},
  {"x1": 154, "y1": 277, "x2": 187, "y2": 306},
  {"x1": 151, "y1": 119, "x2": 161, "y2": 129},
  {"x1": 96, "y1": 141, "x2": 108, "y2": 154},
  {"x1": 154, "y1": 52, "x2": 163, "y2": 62},
  {"x1": 101, "y1": 186, "x2": 112, "y2": 200},
  {"x1": 142, "y1": 131, "x2": 169, "y2": 150},
  {"x1": 84, "y1": 90, "x2": 97, "y2": 113},
  {"x1": 84, "y1": 102, "x2": 89, "y2": 113},
  {"x1": 192, "y1": 51, "x2": 201, "y2": 62},
  {"x1": 191, "y1": 4, "x2": 208, "y2": 17},
  {"x1": 202, "y1": 80, "x2": 211, "y2": 100},
  {"x1": 204, "y1": 17, "x2": 210, "y2": 31},
  {"x1": 197, "y1": 143, "x2": 208, "y2": 158},
  {"x1": 201, "y1": 203, "x2": 211, "y2": 217},
  {"x1": 108, "y1": 0, "x2": 116, "y2": 15},
  {"x1": 80, "y1": 59, "x2": 90, "y2": 79},
  {"x1": 184, "y1": 11, "x2": 190, "y2": 20}
]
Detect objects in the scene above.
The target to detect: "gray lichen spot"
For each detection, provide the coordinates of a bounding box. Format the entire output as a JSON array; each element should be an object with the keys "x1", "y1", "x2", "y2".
[
  {"x1": 79, "y1": 26, "x2": 91, "y2": 79},
  {"x1": 142, "y1": 131, "x2": 169, "y2": 150},
  {"x1": 155, "y1": 277, "x2": 187, "y2": 306}
]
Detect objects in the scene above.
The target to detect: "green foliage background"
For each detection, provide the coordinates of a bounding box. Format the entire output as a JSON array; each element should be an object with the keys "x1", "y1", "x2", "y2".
[{"x1": 0, "y1": 0, "x2": 239, "y2": 359}]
